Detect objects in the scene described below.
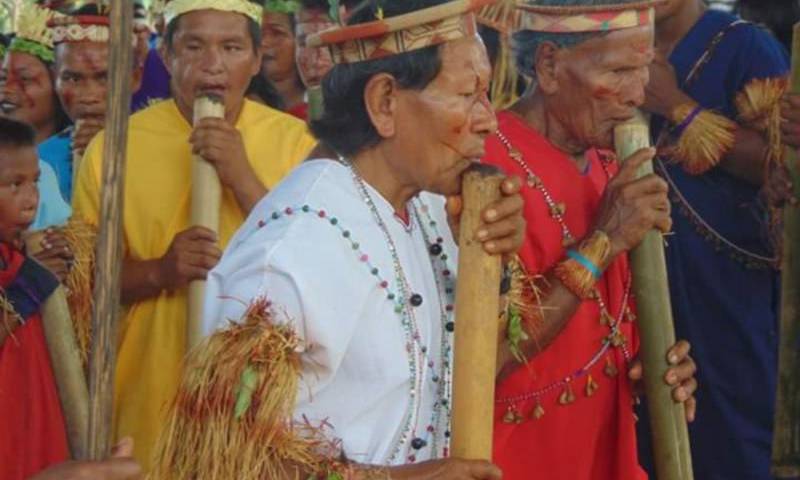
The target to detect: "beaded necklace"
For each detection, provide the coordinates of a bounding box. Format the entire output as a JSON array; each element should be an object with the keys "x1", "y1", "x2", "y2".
[
  {"x1": 343, "y1": 159, "x2": 455, "y2": 463},
  {"x1": 494, "y1": 130, "x2": 633, "y2": 423}
]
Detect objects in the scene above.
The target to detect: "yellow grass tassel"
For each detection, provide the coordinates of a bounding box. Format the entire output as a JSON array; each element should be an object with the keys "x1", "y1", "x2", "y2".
[
  {"x1": 148, "y1": 299, "x2": 336, "y2": 480},
  {"x1": 669, "y1": 102, "x2": 737, "y2": 175},
  {"x1": 62, "y1": 218, "x2": 96, "y2": 368},
  {"x1": 504, "y1": 255, "x2": 546, "y2": 364},
  {"x1": 735, "y1": 77, "x2": 788, "y2": 172},
  {"x1": 554, "y1": 230, "x2": 611, "y2": 301}
]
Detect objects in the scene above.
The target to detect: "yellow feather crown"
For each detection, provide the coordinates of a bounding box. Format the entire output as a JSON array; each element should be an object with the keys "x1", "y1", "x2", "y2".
[
  {"x1": 12, "y1": 2, "x2": 58, "y2": 49},
  {"x1": 163, "y1": 0, "x2": 263, "y2": 27}
]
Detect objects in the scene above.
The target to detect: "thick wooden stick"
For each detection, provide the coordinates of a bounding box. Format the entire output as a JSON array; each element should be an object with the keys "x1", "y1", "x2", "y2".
[
  {"x1": 186, "y1": 95, "x2": 225, "y2": 350},
  {"x1": 41, "y1": 285, "x2": 91, "y2": 459},
  {"x1": 87, "y1": 0, "x2": 134, "y2": 460},
  {"x1": 772, "y1": 22, "x2": 800, "y2": 479},
  {"x1": 25, "y1": 233, "x2": 90, "y2": 460},
  {"x1": 614, "y1": 115, "x2": 694, "y2": 480},
  {"x1": 451, "y1": 164, "x2": 504, "y2": 460}
]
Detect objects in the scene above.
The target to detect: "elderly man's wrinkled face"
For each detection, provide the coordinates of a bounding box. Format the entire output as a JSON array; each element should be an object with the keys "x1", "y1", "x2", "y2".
[
  {"x1": 392, "y1": 35, "x2": 497, "y2": 196},
  {"x1": 165, "y1": 10, "x2": 261, "y2": 119},
  {"x1": 546, "y1": 25, "x2": 653, "y2": 150}
]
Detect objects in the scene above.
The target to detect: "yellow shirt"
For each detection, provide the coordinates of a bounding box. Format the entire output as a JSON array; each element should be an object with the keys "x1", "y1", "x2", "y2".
[{"x1": 72, "y1": 99, "x2": 315, "y2": 469}]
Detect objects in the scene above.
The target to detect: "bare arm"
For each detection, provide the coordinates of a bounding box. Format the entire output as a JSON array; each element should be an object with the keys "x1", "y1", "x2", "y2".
[
  {"x1": 718, "y1": 126, "x2": 770, "y2": 186},
  {"x1": 121, "y1": 226, "x2": 221, "y2": 305},
  {"x1": 496, "y1": 274, "x2": 582, "y2": 382},
  {"x1": 121, "y1": 258, "x2": 163, "y2": 305}
]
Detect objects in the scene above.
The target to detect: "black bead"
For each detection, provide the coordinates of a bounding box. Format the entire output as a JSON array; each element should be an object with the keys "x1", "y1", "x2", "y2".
[
  {"x1": 410, "y1": 293, "x2": 423, "y2": 307},
  {"x1": 429, "y1": 243, "x2": 443, "y2": 256},
  {"x1": 444, "y1": 430, "x2": 451, "y2": 438},
  {"x1": 411, "y1": 438, "x2": 427, "y2": 450},
  {"x1": 445, "y1": 321, "x2": 455, "y2": 332}
]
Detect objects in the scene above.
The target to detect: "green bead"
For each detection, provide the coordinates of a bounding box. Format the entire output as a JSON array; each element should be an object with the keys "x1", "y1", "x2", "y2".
[
  {"x1": 395, "y1": 305, "x2": 403, "y2": 313},
  {"x1": 302, "y1": 205, "x2": 310, "y2": 212},
  {"x1": 388, "y1": 293, "x2": 396, "y2": 300},
  {"x1": 343, "y1": 230, "x2": 350, "y2": 238},
  {"x1": 351, "y1": 242, "x2": 359, "y2": 249},
  {"x1": 371, "y1": 268, "x2": 379, "y2": 275},
  {"x1": 271, "y1": 212, "x2": 280, "y2": 219},
  {"x1": 330, "y1": 218, "x2": 338, "y2": 225}
]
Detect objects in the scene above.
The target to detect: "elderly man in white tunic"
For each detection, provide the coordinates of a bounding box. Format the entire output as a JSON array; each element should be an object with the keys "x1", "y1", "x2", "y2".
[{"x1": 196, "y1": 0, "x2": 526, "y2": 478}]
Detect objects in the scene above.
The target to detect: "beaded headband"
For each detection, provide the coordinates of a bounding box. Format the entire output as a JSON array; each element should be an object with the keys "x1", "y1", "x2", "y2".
[
  {"x1": 513, "y1": 1, "x2": 661, "y2": 33},
  {"x1": 49, "y1": 15, "x2": 110, "y2": 44},
  {"x1": 9, "y1": 3, "x2": 58, "y2": 63},
  {"x1": 164, "y1": 0, "x2": 263, "y2": 27},
  {"x1": 307, "y1": 0, "x2": 497, "y2": 65}
]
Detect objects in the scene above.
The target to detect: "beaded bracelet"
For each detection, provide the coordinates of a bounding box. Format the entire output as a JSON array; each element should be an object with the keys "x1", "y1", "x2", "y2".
[{"x1": 554, "y1": 230, "x2": 611, "y2": 300}]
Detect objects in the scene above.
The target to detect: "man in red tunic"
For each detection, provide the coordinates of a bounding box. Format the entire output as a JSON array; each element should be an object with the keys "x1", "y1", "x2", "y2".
[{"x1": 483, "y1": 1, "x2": 698, "y2": 479}]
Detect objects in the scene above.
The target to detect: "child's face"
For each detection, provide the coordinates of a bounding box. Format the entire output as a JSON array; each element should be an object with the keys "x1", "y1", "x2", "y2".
[{"x1": 0, "y1": 144, "x2": 39, "y2": 246}]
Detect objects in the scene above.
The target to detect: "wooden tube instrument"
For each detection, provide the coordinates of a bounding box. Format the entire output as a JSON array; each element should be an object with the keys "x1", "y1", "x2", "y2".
[
  {"x1": 186, "y1": 95, "x2": 225, "y2": 350},
  {"x1": 772, "y1": 21, "x2": 800, "y2": 479},
  {"x1": 614, "y1": 114, "x2": 694, "y2": 480},
  {"x1": 25, "y1": 233, "x2": 90, "y2": 460},
  {"x1": 451, "y1": 164, "x2": 504, "y2": 460}
]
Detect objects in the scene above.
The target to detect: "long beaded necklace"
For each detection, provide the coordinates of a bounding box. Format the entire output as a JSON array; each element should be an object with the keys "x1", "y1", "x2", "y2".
[
  {"x1": 343, "y1": 159, "x2": 455, "y2": 463},
  {"x1": 494, "y1": 130, "x2": 633, "y2": 422}
]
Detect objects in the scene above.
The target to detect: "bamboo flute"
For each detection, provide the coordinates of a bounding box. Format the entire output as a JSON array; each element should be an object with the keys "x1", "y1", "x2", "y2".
[
  {"x1": 186, "y1": 95, "x2": 225, "y2": 351},
  {"x1": 772, "y1": 22, "x2": 800, "y2": 479},
  {"x1": 25, "y1": 233, "x2": 89, "y2": 460},
  {"x1": 451, "y1": 164, "x2": 504, "y2": 460},
  {"x1": 614, "y1": 115, "x2": 694, "y2": 480},
  {"x1": 86, "y1": 0, "x2": 134, "y2": 460}
]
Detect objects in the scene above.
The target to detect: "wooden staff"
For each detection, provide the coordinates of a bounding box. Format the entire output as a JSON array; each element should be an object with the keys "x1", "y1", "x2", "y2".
[
  {"x1": 451, "y1": 164, "x2": 504, "y2": 460},
  {"x1": 25, "y1": 233, "x2": 89, "y2": 460},
  {"x1": 186, "y1": 95, "x2": 225, "y2": 350},
  {"x1": 87, "y1": 0, "x2": 134, "y2": 460},
  {"x1": 614, "y1": 115, "x2": 694, "y2": 480},
  {"x1": 73, "y1": 120, "x2": 84, "y2": 183},
  {"x1": 307, "y1": 86, "x2": 324, "y2": 122},
  {"x1": 772, "y1": 22, "x2": 800, "y2": 479}
]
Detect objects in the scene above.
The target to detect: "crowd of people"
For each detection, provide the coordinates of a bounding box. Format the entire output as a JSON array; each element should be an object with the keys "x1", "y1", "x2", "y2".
[{"x1": 0, "y1": 0, "x2": 798, "y2": 479}]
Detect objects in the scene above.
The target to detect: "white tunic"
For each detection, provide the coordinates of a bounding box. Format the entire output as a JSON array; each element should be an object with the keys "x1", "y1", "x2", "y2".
[{"x1": 203, "y1": 159, "x2": 459, "y2": 465}]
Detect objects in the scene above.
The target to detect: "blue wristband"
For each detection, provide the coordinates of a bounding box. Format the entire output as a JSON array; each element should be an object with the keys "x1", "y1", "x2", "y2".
[{"x1": 566, "y1": 249, "x2": 601, "y2": 278}]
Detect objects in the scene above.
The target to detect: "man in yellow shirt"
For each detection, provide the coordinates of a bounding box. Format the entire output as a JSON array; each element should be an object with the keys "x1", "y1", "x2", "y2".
[{"x1": 72, "y1": 0, "x2": 315, "y2": 468}]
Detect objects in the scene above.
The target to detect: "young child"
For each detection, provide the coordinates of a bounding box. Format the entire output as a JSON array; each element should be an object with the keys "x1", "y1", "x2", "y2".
[{"x1": 0, "y1": 116, "x2": 70, "y2": 479}]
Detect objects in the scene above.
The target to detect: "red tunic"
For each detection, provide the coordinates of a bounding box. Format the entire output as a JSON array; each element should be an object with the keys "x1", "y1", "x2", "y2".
[
  {"x1": 483, "y1": 112, "x2": 645, "y2": 480},
  {"x1": 0, "y1": 244, "x2": 69, "y2": 479}
]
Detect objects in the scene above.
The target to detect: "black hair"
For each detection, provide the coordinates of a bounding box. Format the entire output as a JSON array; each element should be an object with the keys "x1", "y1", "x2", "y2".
[
  {"x1": 512, "y1": 0, "x2": 644, "y2": 82},
  {"x1": 164, "y1": 0, "x2": 262, "y2": 53},
  {"x1": 0, "y1": 117, "x2": 36, "y2": 148},
  {"x1": 68, "y1": 3, "x2": 107, "y2": 16},
  {"x1": 309, "y1": 0, "x2": 447, "y2": 157},
  {"x1": 738, "y1": 0, "x2": 800, "y2": 52},
  {"x1": 247, "y1": 73, "x2": 285, "y2": 110}
]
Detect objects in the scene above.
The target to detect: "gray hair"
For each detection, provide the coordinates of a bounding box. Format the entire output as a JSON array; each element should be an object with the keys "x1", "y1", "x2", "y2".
[{"x1": 513, "y1": 0, "x2": 645, "y2": 82}]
